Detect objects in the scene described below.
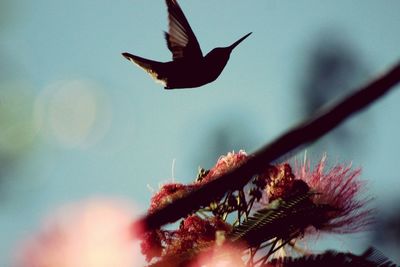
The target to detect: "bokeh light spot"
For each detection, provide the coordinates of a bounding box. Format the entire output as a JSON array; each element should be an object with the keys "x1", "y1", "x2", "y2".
[{"x1": 34, "y1": 80, "x2": 112, "y2": 149}]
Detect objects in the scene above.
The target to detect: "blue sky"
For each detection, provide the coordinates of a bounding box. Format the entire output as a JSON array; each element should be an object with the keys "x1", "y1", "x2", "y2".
[{"x1": 1, "y1": 0, "x2": 400, "y2": 265}]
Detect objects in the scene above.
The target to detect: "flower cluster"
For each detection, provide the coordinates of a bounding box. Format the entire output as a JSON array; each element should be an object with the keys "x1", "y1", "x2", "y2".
[
  {"x1": 142, "y1": 151, "x2": 247, "y2": 263},
  {"x1": 148, "y1": 150, "x2": 248, "y2": 215},
  {"x1": 259, "y1": 156, "x2": 372, "y2": 234},
  {"x1": 140, "y1": 215, "x2": 231, "y2": 263},
  {"x1": 141, "y1": 151, "x2": 372, "y2": 266}
]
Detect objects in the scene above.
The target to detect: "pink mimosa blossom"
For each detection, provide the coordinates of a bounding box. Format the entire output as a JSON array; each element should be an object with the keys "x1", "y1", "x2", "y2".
[{"x1": 294, "y1": 155, "x2": 373, "y2": 233}]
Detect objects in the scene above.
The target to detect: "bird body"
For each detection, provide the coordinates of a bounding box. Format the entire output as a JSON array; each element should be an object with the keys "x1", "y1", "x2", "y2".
[
  {"x1": 123, "y1": 47, "x2": 236, "y2": 89},
  {"x1": 123, "y1": 0, "x2": 251, "y2": 90}
]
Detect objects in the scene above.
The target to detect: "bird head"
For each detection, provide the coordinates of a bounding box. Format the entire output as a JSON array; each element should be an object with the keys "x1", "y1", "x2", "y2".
[
  {"x1": 206, "y1": 32, "x2": 252, "y2": 63},
  {"x1": 227, "y1": 32, "x2": 252, "y2": 52}
]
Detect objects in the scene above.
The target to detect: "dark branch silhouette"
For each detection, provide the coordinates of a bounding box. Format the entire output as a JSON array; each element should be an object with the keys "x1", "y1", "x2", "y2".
[{"x1": 134, "y1": 61, "x2": 400, "y2": 233}]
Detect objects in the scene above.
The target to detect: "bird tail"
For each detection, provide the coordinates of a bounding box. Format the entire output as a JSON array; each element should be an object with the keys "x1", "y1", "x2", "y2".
[{"x1": 122, "y1": 53, "x2": 167, "y2": 86}]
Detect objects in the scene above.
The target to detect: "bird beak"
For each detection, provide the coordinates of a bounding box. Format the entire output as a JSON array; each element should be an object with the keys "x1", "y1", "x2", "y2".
[{"x1": 228, "y1": 32, "x2": 252, "y2": 51}]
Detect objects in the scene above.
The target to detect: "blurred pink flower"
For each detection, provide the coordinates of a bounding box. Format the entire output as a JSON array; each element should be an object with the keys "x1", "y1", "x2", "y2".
[
  {"x1": 191, "y1": 244, "x2": 245, "y2": 267},
  {"x1": 15, "y1": 199, "x2": 144, "y2": 267}
]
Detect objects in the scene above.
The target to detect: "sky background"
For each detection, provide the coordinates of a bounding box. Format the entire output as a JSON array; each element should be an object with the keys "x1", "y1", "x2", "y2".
[{"x1": 1, "y1": 0, "x2": 400, "y2": 266}]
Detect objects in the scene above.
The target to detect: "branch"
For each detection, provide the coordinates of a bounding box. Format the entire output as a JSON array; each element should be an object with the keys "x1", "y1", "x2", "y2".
[{"x1": 134, "y1": 61, "x2": 400, "y2": 233}]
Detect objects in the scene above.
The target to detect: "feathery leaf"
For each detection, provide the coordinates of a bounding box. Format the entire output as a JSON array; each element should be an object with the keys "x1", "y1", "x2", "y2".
[
  {"x1": 229, "y1": 192, "x2": 321, "y2": 247},
  {"x1": 264, "y1": 247, "x2": 397, "y2": 267}
]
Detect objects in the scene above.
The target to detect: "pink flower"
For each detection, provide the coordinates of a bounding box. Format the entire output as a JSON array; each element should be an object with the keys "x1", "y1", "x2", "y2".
[
  {"x1": 294, "y1": 155, "x2": 373, "y2": 233},
  {"x1": 149, "y1": 183, "x2": 196, "y2": 213},
  {"x1": 257, "y1": 156, "x2": 372, "y2": 235},
  {"x1": 140, "y1": 230, "x2": 163, "y2": 262},
  {"x1": 165, "y1": 215, "x2": 228, "y2": 255},
  {"x1": 141, "y1": 215, "x2": 232, "y2": 263},
  {"x1": 181, "y1": 215, "x2": 232, "y2": 242},
  {"x1": 263, "y1": 163, "x2": 296, "y2": 201},
  {"x1": 200, "y1": 150, "x2": 248, "y2": 184},
  {"x1": 167, "y1": 215, "x2": 231, "y2": 255}
]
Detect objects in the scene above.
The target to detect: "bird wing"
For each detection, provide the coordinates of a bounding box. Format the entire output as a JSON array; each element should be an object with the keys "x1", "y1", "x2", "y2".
[{"x1": 165, "y1": 0, "x2": 203, "y2": 61}]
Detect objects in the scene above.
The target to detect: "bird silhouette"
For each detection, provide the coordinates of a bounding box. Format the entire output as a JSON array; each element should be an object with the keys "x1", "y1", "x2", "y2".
[{"x1": 122, "y1": 0, "x2": 251, "y2": 89}]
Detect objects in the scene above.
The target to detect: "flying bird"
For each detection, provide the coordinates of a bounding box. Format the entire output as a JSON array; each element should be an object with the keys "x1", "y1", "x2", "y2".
[{"x1": 122, "y1": 0, "x2": 251, "y2": 89}]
